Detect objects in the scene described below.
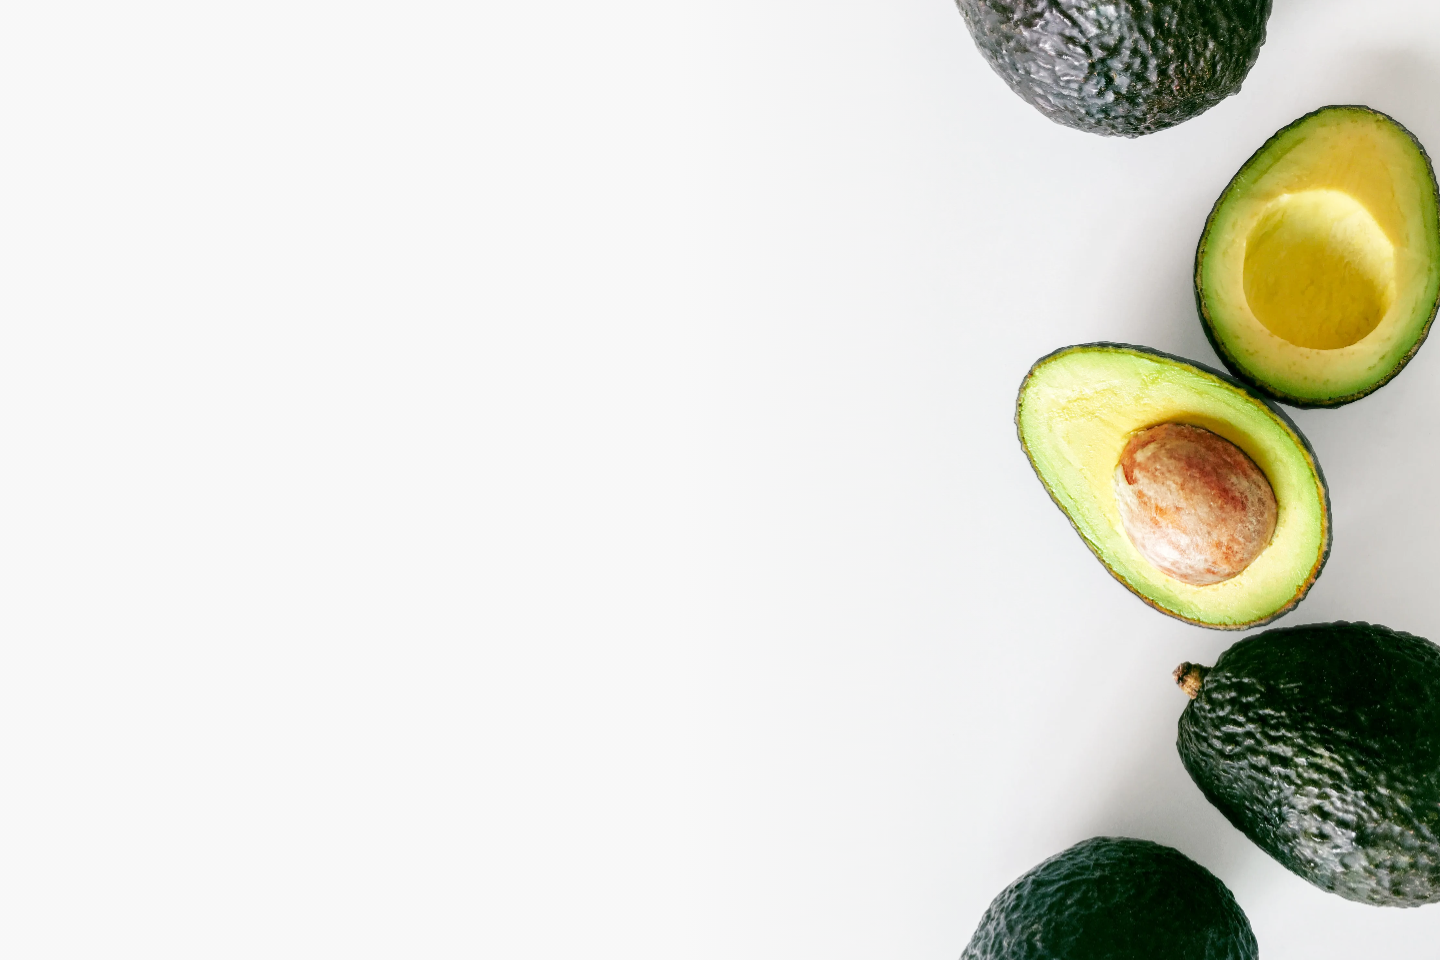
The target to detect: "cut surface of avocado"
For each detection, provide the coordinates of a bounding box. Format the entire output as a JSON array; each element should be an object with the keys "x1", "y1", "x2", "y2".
[
  {"x1": 1017, "y1": 344, "x2": 1329, "y2": 629},
  {"x1": 1197, "y1": 105, "x2": 1440, "y2": 406}
]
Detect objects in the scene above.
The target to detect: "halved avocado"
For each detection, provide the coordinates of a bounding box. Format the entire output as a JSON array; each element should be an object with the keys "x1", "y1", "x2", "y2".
[
  {"x1": 1196, "y1": 106, "x2": 1440, "y2": 406},
  {"x1": 1016, "y1": 344, "x2": 1330, "y2": 629}
]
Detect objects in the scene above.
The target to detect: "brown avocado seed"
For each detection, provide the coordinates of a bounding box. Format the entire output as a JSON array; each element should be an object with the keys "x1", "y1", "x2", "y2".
[{"x1": 1113, "y1": 423, "x2": 1277, "y2": 586}]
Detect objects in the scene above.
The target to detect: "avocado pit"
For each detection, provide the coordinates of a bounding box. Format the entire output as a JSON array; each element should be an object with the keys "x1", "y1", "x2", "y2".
[{"x1": 1114, "y1": 423, "x2": 1277, "y2": 586}]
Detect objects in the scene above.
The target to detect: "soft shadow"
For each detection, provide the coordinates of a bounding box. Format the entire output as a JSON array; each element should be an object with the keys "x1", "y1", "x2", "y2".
[
  {"x1": 1076, "y1": 693, "x2": 1262, "y2": 891},
  {"x1": 1110, "y1": 196, "x2": 1224, "y2": 369},
  {"x1": 1316, "y1": 50, "x2": 1440, "y2": 140},
  {"x1": 1267, "y1": 0, "x2": 1348, "y2": 34}
]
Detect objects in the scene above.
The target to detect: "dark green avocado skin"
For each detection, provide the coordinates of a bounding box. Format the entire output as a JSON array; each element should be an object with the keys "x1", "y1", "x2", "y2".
[
  {"x1": 961, "y1": 837, "x2": 1257, "y2": 960},
  {"x1": 956, "y1": 0, "x2": 1272, "y2": 137},
  {"x1": 1179, "y1": 622, "x2": 1440, "y2": 906}
]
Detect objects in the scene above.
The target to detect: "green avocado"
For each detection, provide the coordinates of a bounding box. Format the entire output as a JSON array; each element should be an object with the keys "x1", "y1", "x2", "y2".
[
  {"x1": 1196, "y1": 106, "x2": 1440, "y2": 406},
  {"x1": 1017, "y1": 344, "x2": 1329, "y2": 629},
  {"x1": 1177, "y1": 622, "x2": 1440, "y2": 906},
  {"x1": 962, "y1": 837, "x2": 1257, "y2": 960},
  {"x1": 955, "y1": 0, "x2": 1271, "y2": 137}
]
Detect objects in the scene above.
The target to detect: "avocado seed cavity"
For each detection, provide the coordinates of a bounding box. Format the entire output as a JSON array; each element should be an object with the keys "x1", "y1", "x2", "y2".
[
  {"x1": 1114, "y1": 423, "x2": 1277, "y2": 586},
  {"x1": 1242, "y1": 189, "x2": 1395, "y2": 350}
]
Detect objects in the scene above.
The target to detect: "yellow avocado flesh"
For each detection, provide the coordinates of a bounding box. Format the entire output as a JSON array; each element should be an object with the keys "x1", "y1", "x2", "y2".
[
  {"x1": 1017, "y1": 346, "x2": 1328, "y2": 628},
  {"x1": 1199, "y1": 106, "x2": 1440, "y2": 404}
]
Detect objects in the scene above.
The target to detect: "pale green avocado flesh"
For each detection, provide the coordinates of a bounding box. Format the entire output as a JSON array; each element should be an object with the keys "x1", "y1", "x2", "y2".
[
  {"x1": 1017, "y1": 345, "x2": 1329, "y2": 629},
  {"x1": 1197, "y1": 106, "x2": 1440, "y2": 406}
]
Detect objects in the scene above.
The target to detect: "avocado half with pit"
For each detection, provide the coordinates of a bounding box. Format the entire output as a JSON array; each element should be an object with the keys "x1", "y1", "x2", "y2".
[
  {"x1": 1197, "y1": 105, "x2": 1440, "y2": 406},
  {"x1": 1017, "y1": 344, "x2": 1329, "y2": 629}
]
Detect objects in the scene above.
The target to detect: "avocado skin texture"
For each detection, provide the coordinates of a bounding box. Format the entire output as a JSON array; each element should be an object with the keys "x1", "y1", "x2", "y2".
[
  {"x1": 956, "y1": 0, "x2": 1272, "y2": 137},
  {"x1": 1179, "y1": 622, "x2": 1440, "y2": 906},
  {"x1": 962, "y1": 837, "x2": 1257, "y2": 960}
]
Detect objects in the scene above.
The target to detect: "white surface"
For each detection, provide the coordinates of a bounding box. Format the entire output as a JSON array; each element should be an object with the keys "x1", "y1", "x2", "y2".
[
  {"x1": 0, "y1": 1, "x2": 1436, "y2": 957},
  {"x1": 508, "y1": 1, "x2": 1440, "y2": 955}
]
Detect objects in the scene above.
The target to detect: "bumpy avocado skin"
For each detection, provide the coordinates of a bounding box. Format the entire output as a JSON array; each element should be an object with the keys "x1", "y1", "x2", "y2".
[
  {"x1": 1179, "y1": 622, "x2": 1440, "y2": 906},
  {"x1": 957, "y1": 0, "x2": 1272, "y2": 137},
  {"x1": 962, "y1": 837, "x2": 1257, "y2": 960}
]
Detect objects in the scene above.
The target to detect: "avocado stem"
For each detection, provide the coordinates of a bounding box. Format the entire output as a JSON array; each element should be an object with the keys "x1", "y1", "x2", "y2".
[{"x1": 1174, "y1": 662, "x2": 1210, "y2": 699}]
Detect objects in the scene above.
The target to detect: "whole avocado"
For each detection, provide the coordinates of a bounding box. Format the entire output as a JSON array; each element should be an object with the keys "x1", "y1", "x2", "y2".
[
  {"x1": 956, "y1": 0, "x2": 1272, "y2": 137},
  {"x1": 1177, "y1": 622, "x2": 1440, "y2": 906},
  {"x1": 962, "y1": 837, "x2": 1257, "y2": 960}
]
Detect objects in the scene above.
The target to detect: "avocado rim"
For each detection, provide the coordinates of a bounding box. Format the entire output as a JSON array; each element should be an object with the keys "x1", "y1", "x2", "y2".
[
  {"x1": 1015, "y1": 342, "x2": 1332, "y2": 630},
  {"x1": 1193, "y1": 104, "x2": 1440, "y2": 408}
]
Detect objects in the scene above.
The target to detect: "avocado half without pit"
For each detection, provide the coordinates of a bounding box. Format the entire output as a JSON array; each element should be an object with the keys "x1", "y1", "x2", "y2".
[
  {"x1": 1197, "y1": 106, "x2": 1440, "y2": 405},
  {"x1": 1016, "y1": 344, "x2": 1329, "y2": 628}
]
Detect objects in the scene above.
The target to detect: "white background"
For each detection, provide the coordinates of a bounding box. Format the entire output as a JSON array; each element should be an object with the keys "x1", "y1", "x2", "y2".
[{"x1": 2, "y1": 0, "x2": 1439, "y2": 956}]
